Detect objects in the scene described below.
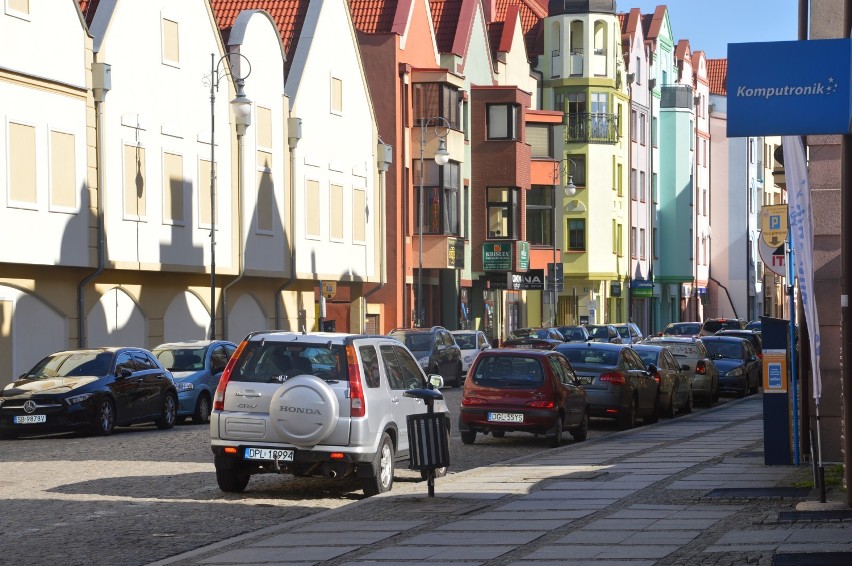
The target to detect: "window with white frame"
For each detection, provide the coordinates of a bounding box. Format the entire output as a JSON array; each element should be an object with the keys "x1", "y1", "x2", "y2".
[
  {"x1": 306, "y1": 179, "x2": 320, "y2": 237},
  {"x1": 8, "y1": 122, "x2": 36, "y2": 206},
  {"x1": 49, "y1": 130, "x2": 76, "y2": 209},
  {"x1": 330, "y1": 183, "x2": 344, "y2": 240},
  {"x1": 123, "y1": 144, "x2": 147, "y2": 219},
  {"x1": 162, "y1": 18, "x2": 179, "y2": 66},
  {"x1": 331, "y1": 77, "x2": 343, "y2": 114},
  {"x1": 162, "y1": 151, "x2": 184, "y2": 224}
]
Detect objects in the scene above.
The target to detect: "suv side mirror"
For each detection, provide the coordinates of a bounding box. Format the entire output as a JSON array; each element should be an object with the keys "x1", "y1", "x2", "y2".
[{"x1": 428, "y1": 374, "x2": 444, "y2": 389}]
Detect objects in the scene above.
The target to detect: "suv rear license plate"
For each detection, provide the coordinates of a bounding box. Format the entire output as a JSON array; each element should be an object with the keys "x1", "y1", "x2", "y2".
[
  {"x1": 14, "y1": 415, "x2": 46, "y2": 424},
  {"x1": 488, "y1": 412, "x2": 523, "y2": 423},
  {"x1": 244, "y1": 448, "x2": 294, "y2": 461}
]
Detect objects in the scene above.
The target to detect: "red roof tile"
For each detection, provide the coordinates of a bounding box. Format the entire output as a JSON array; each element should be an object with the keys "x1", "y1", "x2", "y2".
[
  {"x1": 430, "y1": 0, "x2": 464, "y2": 54},
  {"x1": 707, "y1": 58, "x2": 726, "y2": 95},
  {"x1": 349, "y1": 0, "x2": 405, "y2": 34},
  {"x1": 641, "y1": 5, "x2": 666, "y2": 43},
  {"x1": 494, "y1": 0, "x2": 546, "y2": 56},
  {"x1": 210, "y1": 0, "x2": 310, "y2": 72}
]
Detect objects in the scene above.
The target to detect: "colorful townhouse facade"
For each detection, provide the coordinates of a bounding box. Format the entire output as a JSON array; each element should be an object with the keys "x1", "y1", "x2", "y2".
[
  {"x1": 539, "y1": 0, "x2": 630, "y2": 327},
  {"x1": 620, "y1": 7, "x2": 653, "y2": 335},
  {"x1": 3, "y1": 0, "x2": 742, "y2": 375}
]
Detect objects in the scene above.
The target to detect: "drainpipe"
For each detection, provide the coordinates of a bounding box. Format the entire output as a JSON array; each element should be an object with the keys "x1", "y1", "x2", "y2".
[
  {"x1": 222, "y1": 110, "x2": 251, "y2": 340},
  {"x1": 362, "y1": 141, "x2": 392, "y2": 332},
  {"x1": 77, "y1": 61, "x2": 111, "y2": 348},
  {"x1": 275, "y1": 116, "x2": 302, "y2": 328}
]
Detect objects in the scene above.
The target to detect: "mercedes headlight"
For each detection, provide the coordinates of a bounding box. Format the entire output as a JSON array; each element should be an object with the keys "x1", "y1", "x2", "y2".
[{"x1": 66, "y1": 392, "x2": 94, "y2": 406}]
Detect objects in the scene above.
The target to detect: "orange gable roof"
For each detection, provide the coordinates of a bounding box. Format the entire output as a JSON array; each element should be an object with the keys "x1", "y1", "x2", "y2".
[
  {"x1": 210, "y1": 0, "x2": 310, "y2": 71},
  {"x1": 349, "y1": 0, "x2": 406, "y2": 34},
  {"x1": 430, "y1": 0, "x2": 467, "y2": 55},
  {"x1": 641, "y1": 5, "x2": 666, "y2": 44},
  {"x1": 495, "y1": 0, "x2": 545, "y2": 56},
  {"x1": 707, "y1": 58, "x2": 726, "y2": 95}
]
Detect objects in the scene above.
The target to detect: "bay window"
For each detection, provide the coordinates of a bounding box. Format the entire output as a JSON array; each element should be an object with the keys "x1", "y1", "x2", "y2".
[{"x1": 414, "y1": 159, "x2": 460, "y2": 235}]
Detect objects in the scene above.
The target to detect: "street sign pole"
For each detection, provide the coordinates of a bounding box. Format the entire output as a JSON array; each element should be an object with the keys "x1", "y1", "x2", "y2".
[{"x1": 787, "y1": 235, "x2": 799, "y2": 466}]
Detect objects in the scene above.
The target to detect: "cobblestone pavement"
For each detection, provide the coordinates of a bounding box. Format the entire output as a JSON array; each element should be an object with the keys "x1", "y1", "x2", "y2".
[
  {"x1": 152, "y1": 395, "x2": 852, "y2": 566},
  {"x1": 0, "y1": 388, "x2": 624, "y2": 565}
]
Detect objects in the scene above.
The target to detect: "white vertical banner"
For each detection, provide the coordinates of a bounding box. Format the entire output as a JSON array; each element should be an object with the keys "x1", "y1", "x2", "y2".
[{"x1": 782, "y1": 136, "x2": 822, "y2": 400}]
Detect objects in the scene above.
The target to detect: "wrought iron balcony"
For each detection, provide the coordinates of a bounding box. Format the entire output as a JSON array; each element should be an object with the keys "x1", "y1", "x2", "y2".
[{"x1": 564, "y1": 112, "x2": 620, "y2": 144}]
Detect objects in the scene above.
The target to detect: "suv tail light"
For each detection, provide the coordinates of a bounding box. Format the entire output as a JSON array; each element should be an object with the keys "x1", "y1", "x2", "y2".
[
  {"x1": 600, "y1": 372, "x2": 625, "y2": 385},
  {"x1": 345, "y1": 345, "x2": 365, "y2": 417},
  {"x1": 695, "y1": 360, "x2": 707, "y2": 375},
  {"x1": 213, "y1": 340, "x2": 247, "y2": 411}
]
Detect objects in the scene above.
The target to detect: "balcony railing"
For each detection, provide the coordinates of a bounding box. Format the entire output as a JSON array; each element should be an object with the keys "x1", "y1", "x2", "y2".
[
  {"x1": 660, "y1": 85, "x2": 694, "y2": 109},
  {"x1": 565, "y1": 112, "x2": 619, "y2": 144}
]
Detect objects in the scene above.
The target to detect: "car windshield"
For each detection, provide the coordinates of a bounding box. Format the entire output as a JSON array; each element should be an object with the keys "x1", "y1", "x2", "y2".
[
  {"x1": 472, "y1": 356, "x2": 543, "y2": 387},
  {"x1": 23, "y1": 351, "x2": 113, "y2": 379},
  {"x1": 153, "y1": 347, "x2": 207, "y2": 371},
  {"x1": 509, "y1": 328, "x2": 549, "y2": 339},
  {"x1": 587, "y1": 326, "x2": 609, "y2": 339},
  {"x1": 559, "y1": 327, "x2": 587, "y2": 341},
  {"x1": 705, "y1": 341, "x2": 742, "y2": 360},
  {"x1": 229, "y1": 341, "x2": 346, "y2": 383},
  {"x1": 453, "y1": 334, "x2": 477, "y2": 349},
  {"x1": 391, "y1": 333, "x2": 432, "y2": 352},
  {"x1": 557, "y1": 347, "x2": 618, "y2": 366},
  {"x1": 665, "y1": 324, "x2": 701, "y2": 336}
]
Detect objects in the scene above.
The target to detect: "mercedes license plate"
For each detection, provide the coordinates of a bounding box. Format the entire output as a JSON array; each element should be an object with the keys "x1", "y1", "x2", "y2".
[
  {"x1": 487, "y1": 412, "x2": 523, "y2": 423},
  {"x1": 244, "y1": 447, "x2": 294, "y2": 461},
  {"x1": 14, "y1": 415, "x2": 46, "y2": 424}
]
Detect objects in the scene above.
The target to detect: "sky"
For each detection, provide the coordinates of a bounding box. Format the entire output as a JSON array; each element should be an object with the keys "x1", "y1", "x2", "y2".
[{"x1": 618, "y1": 0, "x2": 800, "y2": 60}]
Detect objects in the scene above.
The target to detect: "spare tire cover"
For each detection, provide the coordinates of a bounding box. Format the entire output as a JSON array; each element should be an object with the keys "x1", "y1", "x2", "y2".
[{"x1": 269, "y1": 375, "x2": 339, "y2": 446}]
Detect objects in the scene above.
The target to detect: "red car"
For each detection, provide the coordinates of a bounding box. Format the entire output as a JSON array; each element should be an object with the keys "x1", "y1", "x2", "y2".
[{"x1": 458, "y1": 349, "x2": 589, "y2": 447}]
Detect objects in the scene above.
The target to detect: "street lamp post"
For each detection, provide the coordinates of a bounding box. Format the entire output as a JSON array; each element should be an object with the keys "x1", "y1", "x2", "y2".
[
  {"x1": 206, "y1": 52, "x2": 252, "y2": 340},
  {"x1": 551, "y1": 158, "x2": 577, "y2": 326},
  {"x1": 416, "y1": 116, "x2": 451, "y2": 328}
]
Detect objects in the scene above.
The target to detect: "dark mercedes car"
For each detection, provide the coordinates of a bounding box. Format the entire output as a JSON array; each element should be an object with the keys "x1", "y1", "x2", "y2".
[{"x1": 0, "y1": 347, "x2": 178, "y2": 439}]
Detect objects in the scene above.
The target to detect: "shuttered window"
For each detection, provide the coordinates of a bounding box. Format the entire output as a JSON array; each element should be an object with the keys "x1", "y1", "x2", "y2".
[{"x1": 527, "y1": 124, "x2": 552, "y2": 158}]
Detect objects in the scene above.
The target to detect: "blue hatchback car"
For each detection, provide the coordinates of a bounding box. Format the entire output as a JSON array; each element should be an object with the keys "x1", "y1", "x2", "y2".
[{"x1": 152, "y1": 340, "x2": 237, "y2": 424}]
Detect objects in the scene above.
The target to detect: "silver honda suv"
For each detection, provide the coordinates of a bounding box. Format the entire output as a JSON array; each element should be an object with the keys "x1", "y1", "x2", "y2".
[{"x1": 210, "y1": 331, "x2": 446, "y2": 496}]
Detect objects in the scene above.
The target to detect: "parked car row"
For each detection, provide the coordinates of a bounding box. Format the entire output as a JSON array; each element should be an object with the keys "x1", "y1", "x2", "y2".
[{"x1": 0, "y1": 340, "x2": 238, "y2": 439}]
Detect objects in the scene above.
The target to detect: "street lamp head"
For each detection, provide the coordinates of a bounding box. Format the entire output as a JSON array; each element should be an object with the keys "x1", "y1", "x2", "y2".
[
  {"x1": 434, "y1": 137, "x2": 450, "y2": 166},
  {"x1": 564, "y1": 176, "x2": 577, "y2": 197},
  {"x1": 230, "y1": 79, "x2": 252, "y2": 118}
]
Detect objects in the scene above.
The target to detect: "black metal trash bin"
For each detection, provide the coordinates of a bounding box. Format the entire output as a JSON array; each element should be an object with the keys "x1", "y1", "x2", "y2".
[{"x1": 407, "y1": 412, "x2": 450, "y2": 471}]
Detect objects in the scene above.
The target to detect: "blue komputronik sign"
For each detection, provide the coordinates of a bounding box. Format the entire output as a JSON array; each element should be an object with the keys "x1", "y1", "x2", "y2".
[{"x1": 727, "y1": 39, "x2": 852, "y2": 137}]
